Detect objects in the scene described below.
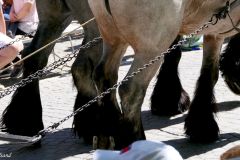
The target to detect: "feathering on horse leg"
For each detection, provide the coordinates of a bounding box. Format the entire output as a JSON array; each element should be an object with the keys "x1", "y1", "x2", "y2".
[
  {"x1": 151, "y1": 36, "x2": 190, "y2": 116},
  {"x1": 220, "y1": 33, "x2": 240, "y2": 95},
  {"x1": 0, "y1": 13, "x2": 72, "y2": 137},
  {"x1": 185, "y1": 35, "x2": 224, "y2": 142},
  {"x1": 71, "y1": 36, "x2": 103, "y2": 144},
  {"x1": 92, "y1": 41, "x2": 128, "y2": 149}
]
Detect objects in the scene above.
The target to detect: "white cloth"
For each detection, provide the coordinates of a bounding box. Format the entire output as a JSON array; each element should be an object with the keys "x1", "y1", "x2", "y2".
[
  {"x1": 12, "y1": 0, "x2": 38, "y2": 34},
  {"x1": 0, "y1": 33, "x2": 12, "y2": 48},
  {"x1": 94, "y1": 140, "x2": 183, "y2": 160},
  {"x1": 0, "y1": 32, "x2": 23, "y2": 52}
]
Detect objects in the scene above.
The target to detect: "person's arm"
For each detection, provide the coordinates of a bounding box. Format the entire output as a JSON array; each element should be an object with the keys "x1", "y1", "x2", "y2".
[
  {"x1": 14, "y1": 2, "x2": 33, "y2": 21},
  {"x1": 9, "y1": 5, "x2": 17, "y2": 22},
  {"x1": 0, "y1": 7, "x2": 6, "y2": 34}
]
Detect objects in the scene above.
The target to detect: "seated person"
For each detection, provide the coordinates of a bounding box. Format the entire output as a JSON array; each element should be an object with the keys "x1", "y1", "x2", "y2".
[
  {"x1": 2, "y1": 0, "x2": 17, "y2": 38},
  {"x1": 0, "y1": 0, "x2": 23, "y2": 80},
  {"x1": 9, "y1": 0, "x2": 38, "y2": 37},
  {"x1": 2, "y1": 0, "x2": 11, "y2": 20}
]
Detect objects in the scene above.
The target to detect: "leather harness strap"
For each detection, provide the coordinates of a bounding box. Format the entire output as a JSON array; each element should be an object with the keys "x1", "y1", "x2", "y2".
[
  {"x1": 230, "y1": 0, "x2": 240, "y2": 10},
  {"x1": 216, "y1": 0, "x2": 240, "y2": 34}
]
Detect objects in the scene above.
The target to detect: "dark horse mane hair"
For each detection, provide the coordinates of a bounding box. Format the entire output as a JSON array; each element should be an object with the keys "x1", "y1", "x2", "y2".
[{"x1": 219, "y1": 33, "x2": 240, "y2": 95}]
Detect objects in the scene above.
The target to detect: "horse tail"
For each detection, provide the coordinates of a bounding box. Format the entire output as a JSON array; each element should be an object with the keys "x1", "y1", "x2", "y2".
[{"x1": 219, "y1": 33, "x2": 240, "y2": 95}]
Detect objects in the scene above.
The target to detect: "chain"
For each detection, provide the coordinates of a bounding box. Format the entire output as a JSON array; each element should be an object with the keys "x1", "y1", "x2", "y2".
[
  {"x1": 37, "y1": 20, "x2": 214, "y2": 137},
  {"x1": 0, "y1": 37, "x2": 102, "y2": 98},
  {"x1": 0, "y1": 5, "x2": 226, "y2": 137},
  {"x1": 0, "y1": 31, "x2": 36, "y2": 51},
  {"x1": 0, "y1": 18, "x2": 95, "y2": 73}
]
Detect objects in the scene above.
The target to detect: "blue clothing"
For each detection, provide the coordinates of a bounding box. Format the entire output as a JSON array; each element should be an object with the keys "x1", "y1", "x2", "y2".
[{"x1": 3, "y1": 5, "x2": 10, "y2": 20}]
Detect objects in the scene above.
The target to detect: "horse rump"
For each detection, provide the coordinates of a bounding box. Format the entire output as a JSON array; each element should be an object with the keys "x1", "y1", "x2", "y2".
[{"x1": 219, "y1": 33, "x2": 240, "y2": 95}]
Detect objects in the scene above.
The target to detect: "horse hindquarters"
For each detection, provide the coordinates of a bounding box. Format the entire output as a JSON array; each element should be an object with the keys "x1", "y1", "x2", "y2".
[
  {"x1": 185, "y1": 35, "x2": 224, "y2": 142},
  {"x1": 220, "y1": 33, "x2": 240, "y2": 95},
  {"x1": 151, "y1": 36, "x2": 190, "y2": 116}
]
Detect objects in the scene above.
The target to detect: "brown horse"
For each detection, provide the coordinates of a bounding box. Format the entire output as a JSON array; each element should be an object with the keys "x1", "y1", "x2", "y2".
[
  {"x1": 88, "y1": 0, "x2": 240, "y2": 148},
  {"x1": 1, "y1": 0, "x2": 240, "y2": 150}
]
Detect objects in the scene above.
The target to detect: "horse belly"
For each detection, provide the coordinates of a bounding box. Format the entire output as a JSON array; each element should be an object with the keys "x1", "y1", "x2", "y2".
[{"x1": 89, "y1": 0, "x2": 186, "y2": 52}]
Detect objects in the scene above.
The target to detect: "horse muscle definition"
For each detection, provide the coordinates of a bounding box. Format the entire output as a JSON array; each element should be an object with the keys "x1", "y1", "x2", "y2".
[{"x1": 88, "y1": 0, "x2": 240, "y2": 148}]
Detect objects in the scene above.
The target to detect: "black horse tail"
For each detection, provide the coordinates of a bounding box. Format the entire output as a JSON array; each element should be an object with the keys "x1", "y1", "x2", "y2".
[{"x1": 219, "y1": 33, "x2": 240, "y2": 95}]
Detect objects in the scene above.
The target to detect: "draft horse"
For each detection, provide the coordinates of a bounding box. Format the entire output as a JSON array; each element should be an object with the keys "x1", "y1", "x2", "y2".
[
  {"x1": 0, "y1": 0, "x2": 186, "y2": 149},
  {"x1": 0, "y1": 0, "x2": 103, "y2": 145},
  {"x1": 0, "y1": 0, "x2": 188, "y2": 149},
  {"x1": 1, "y1": 0, "x2": 240, "y2": 150},
  {"x1": 88, "y1": 0, "x2": 240, "y2": 148}
]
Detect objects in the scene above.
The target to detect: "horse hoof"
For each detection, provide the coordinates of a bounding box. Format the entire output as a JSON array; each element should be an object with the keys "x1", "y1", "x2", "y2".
[
  {"x1": 224, "y1": 76, "x2": 240, "y2": 95},
  {"x1": 178, "y1": 90, "x2": 190, "y2": 113},
  {"x1": 185, "y1": 126, "x2": 219, "y2": 143},
  {"x1": 188, "y1": 134, "x2": 219, "y2": 143},
  {"x1": 185, "y1": 112, "x2": 220, "y2": 143},
  {"x1": 32, "y1": 140, "x2": 42, "y2": 148},
  {"x1": 93, "y1": 136, "x2": 115, "y2": 149},
  {"x1": 151, "y1": 89, "x2": 190, "y2": 116}
]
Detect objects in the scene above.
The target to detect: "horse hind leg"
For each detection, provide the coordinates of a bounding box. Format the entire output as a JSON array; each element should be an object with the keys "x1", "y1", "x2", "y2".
[
  {"x1": 219, "y1": 33, "x2": 240, "y2": 95},
  {"x1": 71, "y1": 21, "x2": 103, "y2": 144},
  {"x1": 92, "y1": 40, "x2": 128, "y2": 149},
  {"x1": 185, "y1": 35, "x2": 224, "y2": 142},
  {"x1": 0, "y1": 13, "x2": 73, "y2": 136},
  {"x1": 151, "y1": 36, "x2": 190, "y2": 116}
]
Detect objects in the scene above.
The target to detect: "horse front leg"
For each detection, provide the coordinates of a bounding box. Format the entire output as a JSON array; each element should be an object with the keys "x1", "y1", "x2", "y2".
[
  {"x1": 92, "y1": 41, "x2": 128, "y2": 149},
  {"x1": 151, "y1": 36, "x2": 190, "y2": 116},
  {"x1": 0, "y1": 16, "x2": 73, "y2": 136},
  {"x1": 118, "y1": 49, "x2": 164, "y2": 148},
  {"x1": 185, "y1": 34, "x2": 224, "y2": 142}
]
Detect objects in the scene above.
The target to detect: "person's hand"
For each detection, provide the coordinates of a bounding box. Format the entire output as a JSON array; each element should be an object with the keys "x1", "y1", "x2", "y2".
[{"x1": 10, "y1": 13, "x2": 18, "y2": 22}]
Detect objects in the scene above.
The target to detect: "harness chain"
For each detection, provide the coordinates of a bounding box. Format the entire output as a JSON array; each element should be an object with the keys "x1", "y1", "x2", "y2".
[
  {"x1": 0, "y1": 37, "x2": 101, "y2": 98},
  {"x1": 38, "y1": 21, "x2": 215, "y2": 138},
  {"x1": 0, "y1": 31, "x2": 36, "y2": 51},
  {"x1": 0, "y1": 2, "x2": 232, "y2": 139},
  {"x1": 0, "y1": 18, "x2": 95, "y2": 73}
]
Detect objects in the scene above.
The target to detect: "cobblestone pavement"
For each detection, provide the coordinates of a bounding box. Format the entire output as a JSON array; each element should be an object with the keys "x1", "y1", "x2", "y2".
[{"x1": 0, "y1": 23, "x2": 240, "y2": 160}]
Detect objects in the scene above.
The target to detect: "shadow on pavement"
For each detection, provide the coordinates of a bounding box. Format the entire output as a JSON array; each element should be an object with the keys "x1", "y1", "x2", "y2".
[
  {"x1": 218, "y1": 101, "x2": 240, "y2": 112},
  {"x1": 0, "y1": 128, "x2": 92, "y2": 160},
  {"x1": 142, "y1": 100, "x2": 240, "y2": 131},
  {"x1": 163, "y1": 132, "x2": 240, "y2": 159},
  {"x1": 142, "y1": 110, "x2": 186, "y2": 131}
]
